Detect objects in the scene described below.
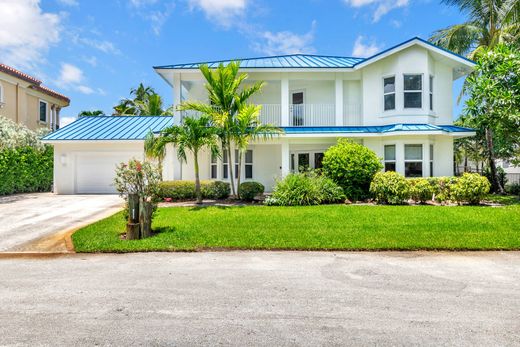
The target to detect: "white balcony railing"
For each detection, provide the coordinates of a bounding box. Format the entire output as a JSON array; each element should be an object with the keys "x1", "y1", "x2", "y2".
[
  {"x1": 290, "y1": 104, "x2": 335, "y2": 126},
  {"x1": 258, "y1": 104, "x2": 281, "y2": 125},
  {"x1": 343, "y1": 103, "x2": 362, "y2": 126}
]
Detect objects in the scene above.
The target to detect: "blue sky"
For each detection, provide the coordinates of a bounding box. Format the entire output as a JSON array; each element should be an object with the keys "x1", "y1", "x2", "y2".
[{"x1": 0, "y1": 0, "x2": 467, "y2": 125}]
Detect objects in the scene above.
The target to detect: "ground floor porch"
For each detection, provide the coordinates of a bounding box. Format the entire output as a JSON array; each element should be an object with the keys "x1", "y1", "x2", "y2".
[{"x1": 167, "y1": 134, "x2": 456, "y2": 192}]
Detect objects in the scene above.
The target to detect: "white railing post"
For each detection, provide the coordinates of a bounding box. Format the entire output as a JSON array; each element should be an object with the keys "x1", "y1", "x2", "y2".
[
  {"x1": 335, "y1": 77, "x2": 343, "y2": 126},
  {"x1": 281, "y1": 140, "x2": 290, "y2": 177}
]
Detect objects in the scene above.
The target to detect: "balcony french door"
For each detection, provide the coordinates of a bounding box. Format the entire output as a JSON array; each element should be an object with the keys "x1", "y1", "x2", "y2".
[{"x1": 291, "y1": 91, "x2": 305, "y2": 126}]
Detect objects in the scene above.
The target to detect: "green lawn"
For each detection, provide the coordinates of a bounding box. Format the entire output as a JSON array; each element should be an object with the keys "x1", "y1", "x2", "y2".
[{"x1": 72, "y1": 204, "x2": 520, "y2": 252}]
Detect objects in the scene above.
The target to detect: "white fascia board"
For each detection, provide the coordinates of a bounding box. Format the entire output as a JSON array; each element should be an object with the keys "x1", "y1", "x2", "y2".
[
  {"x1": 353, "y1": 39, "x2": 476, "y2": 70},
  {"x1": 281, "y1": 131, "x2": 476, "y2": 138},
  {"x1": 154, "y1": 67, "x2": 354, "y2": 74},
  {"x1": 42, "y1": 139, "x2": 145, "y2": 145}
]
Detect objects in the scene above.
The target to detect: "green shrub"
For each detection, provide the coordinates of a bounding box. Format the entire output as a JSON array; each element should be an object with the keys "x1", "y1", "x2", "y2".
[
  {"x1": 428, "y1": 177, "x2": 458, "y2": 203},
  {"x1": 409, "y1": 178, "x2": 435, "y2": 203},
  {"x1": 266, "y1": 171, "x2": 345, "y2": 206},
  {"x1": 506, "y1": 183, "x2": 520, "y2": 196},
  {"x1": 369, "y1": 171, "x2": 410, "y2": 205},
  {"x1": 322, "y1": 139, "x2": 383, "y2": 201},
  {"x1": 159, "y1": 180, "x2": 230, "y2": 200},
  {"x1": 238, "y1": 181, "x2": 264, "y2": 201},
  {"x1": 0, "y1": 145, "x2": 53, "y2": 195},
  {"x1": 451, "y1": 173, "x2": 490, "y2": 205}
]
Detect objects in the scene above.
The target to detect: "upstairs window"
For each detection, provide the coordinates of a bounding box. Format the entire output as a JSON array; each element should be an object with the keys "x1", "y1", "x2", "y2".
[
  {"x1": 405, "y1": 144, "x2": 423, "y2": 177},
  {"x1": 429, "y1": 75, "x2": 434, "y2": 111},
  {"x1": 404, "y1": 74, "x2": 422, "y2": 108},
  {"x1": 39, "y1": 101, "x2": 47, "y2": 122},
  {"x1": 384, "y1": 145, "x2": 396, "y2": 172},
  {"x1": 383, "y1": 76, "x2": 395, "y2": 111}
]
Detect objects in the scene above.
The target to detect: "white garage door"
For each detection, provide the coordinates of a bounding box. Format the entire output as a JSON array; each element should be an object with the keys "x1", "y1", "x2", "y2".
[{"x1": 75, "y1": 152, "x2": 141, "y2": 194}]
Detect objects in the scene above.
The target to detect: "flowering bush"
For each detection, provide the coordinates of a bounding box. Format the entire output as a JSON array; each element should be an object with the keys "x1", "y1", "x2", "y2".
[{"x1": 113, "y1": 159, "x2": 161, "y2": 199}]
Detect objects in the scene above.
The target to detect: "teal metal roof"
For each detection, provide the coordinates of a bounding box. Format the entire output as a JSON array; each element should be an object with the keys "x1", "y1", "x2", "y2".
[
  {"x1": 42, "y1": 116, "x2": 174, "y2": 141},
  {"x1": 154, "y1": 54, "x2": 364, "y2": 70},
  {"x1": 153, "y1": 37, "x2": 474, "y2": 71},
  {"x1": 282, "y1": 124, "x2": 475, "y2": 134}
]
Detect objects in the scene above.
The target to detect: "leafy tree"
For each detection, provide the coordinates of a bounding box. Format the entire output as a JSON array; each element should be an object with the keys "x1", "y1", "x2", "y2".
[
  {"x1": 78, "y1": 110, "x2": 105, "y2": 117},
  {"x1": 152, "y1": 115, "x2": 220, "y2": 204},
  {"x1": 179, "y1": 62, "x2": 266, "y2": 196},
  {"x1": 144, "y1": 130, "x2": 166, "y2": 178},
  {"x1": 113, "y1": 83, "x2": 172, "y2": 116},
  {"x1": 133, "y1": 94, "x2": 173, "y2": 116},
  {"x1": 462, "y1": 44, "x2": 520, "y2": 193},
  {"x1": 454, "y1": 117, "x2": 487, "y2": 174},
  {"x1": 430, "y1": 0, "x2": 519, "y2": 59}
]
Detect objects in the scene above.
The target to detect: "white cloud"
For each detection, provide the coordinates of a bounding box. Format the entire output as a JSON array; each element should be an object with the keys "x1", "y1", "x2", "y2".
[
  {"x1": 56, "y1": 0, "x2": 79, "y2": 6},
  {"x1": 188, "y1": 0, "x2": 246, "y2": 27},
  {"x1": 127, "y1": 0, "x2": 174, "y2": 35},
  {"x1": 344, "y1": 0, "x2": 409, "y2": 22},
  {"x1": 59, "y1": 116, "x2": 76, "y2": 127},
  {"x1": 129, "y1": 0, "x2": 159, "y2": 7},
  {"x1": 0, "y1": 0, "x2": 61, "y2": 70},
  {"x1": 56, "y1": 63, "x2": 97, "y2": 95},
  {"x1": 82, "y1": 56, "x2": 98, "y2": 67},
  {"x1": 76, "y1": 37, "x2": 120, "y2": 54},
  {"x1": 254, "y1": 21, "x2": 316, "y2": 56},
  {"x1": 352, "y1": 36, "x2": 382, "y2": 57}
]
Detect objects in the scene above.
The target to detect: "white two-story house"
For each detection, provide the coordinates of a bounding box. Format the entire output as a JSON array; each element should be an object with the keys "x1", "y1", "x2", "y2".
[{"x1": 44, "y1": 37, "x2": 475, "y2": 194}]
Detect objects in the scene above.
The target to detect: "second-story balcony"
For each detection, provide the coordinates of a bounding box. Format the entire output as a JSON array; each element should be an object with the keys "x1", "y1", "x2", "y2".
[{"x1": 181, "y1": 103, "x2": 362, "y2": 127}]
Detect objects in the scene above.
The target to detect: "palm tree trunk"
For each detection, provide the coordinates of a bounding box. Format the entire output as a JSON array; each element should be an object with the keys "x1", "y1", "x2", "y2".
[
  {"x1": 236, "y1": 150, "x2": 243, "y2": 199},
  {"x1": 227, "y1": 144, "x2": 236, "y2": 197},
  {"x1": 485, "y1": 127, "x2": 504, "y2": 193},
  {"x1": 194, "y1": 150, "x2": 203, "y2": 204}
]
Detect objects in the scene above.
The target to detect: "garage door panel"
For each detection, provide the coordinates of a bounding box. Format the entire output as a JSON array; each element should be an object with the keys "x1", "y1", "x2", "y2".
[{"x1": 75, "y1": 152, "x2": 140, "y2": 194}]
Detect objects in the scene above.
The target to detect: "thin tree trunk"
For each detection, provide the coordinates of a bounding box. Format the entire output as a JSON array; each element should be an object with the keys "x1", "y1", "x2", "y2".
[
  {"x1": 227, "y1": 144, "x2": 236, "y2": 197},
  {"x1": 236, "y1": 150, "x2": 243, "y2": 199},
  {"x1": 485, "y1": 127, "x2": 504, "y2": 193},
  {"x1": 464, "y1": 156, "x2": 468, "y2": 173},
  {"x1": 194, "y1": 150, "x2": 203, "y2": 204}
]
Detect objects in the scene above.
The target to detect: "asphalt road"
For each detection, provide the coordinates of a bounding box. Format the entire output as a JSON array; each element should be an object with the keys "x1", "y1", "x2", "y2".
[
  {"x1": 0, "y1": 251, "x2": 519, "y2": 346},
  {"x1": 0, "y1": 193, "x2": 123, "y2": 251}
]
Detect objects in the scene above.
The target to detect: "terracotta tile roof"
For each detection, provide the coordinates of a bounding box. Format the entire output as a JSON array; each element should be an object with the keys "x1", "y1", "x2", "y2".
[{"x1": 0, "y1": 63, "x2": 70, "y2": 104}]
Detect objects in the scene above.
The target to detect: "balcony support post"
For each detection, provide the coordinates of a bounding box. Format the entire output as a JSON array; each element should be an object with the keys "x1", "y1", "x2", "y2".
[
  {"x1": 173, "y1": 73, "x2": 182, "y2": 125},
  {"x1": 281, "y1": 75, "x2": 289, "y2": 126},
  {"x1": 335, "y1": 75, "x2": 344, "y2": 126},
  {"x1": 281, "y1": 140, "x2": 290, "y2": 177}
]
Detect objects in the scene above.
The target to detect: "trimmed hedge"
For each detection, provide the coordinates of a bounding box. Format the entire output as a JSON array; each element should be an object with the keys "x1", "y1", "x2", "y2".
[
  {"x1": 451, "y1": 173, "x2": 490, "y2": 205},
  {"x1": 0, "y1": 145, "x2": 53, "y2": 195},
  {"x1": 370, "y1": 171, "x2": 410, "y2": 205},
  {"x1": 159, "y1": 180, "x2": 230, "y2": 200},
  {"x1": 238, "y1": 181, "x2": 265, "y2": 201}
]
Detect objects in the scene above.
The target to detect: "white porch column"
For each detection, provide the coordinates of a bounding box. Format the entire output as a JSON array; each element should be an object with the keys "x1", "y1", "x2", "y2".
[
  {"x1": 173, "y1": 73, "x2": 182, "y2": 125},
  {"x1": 396, "y1": 142, "x2": 405, "y2": 176},
  {"x1": 335, "y1": 76, "x2": 344, "y2": 126},
  {"x1": 281, "y1": 140, "x2": 290, "y2": 177},
  {"x1": 281, "y1": 74, "x2": 289, "y2": 126},
  {"x1": 423, "y1": 140, "x2": 431, "y2": 177}
]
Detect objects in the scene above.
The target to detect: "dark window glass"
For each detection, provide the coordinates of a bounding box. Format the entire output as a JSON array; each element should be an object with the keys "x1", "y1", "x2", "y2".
[
  {"x1": 245, "y1": 165, "x2": 253, "y2": 179},
  {"x1": 404, "y1": 92, "x2": 422, "y2": 108},
  {"x1": 384, "y1": 94, "x2": 395, "y2": 111},
  {"x1": 385, "y1": 162, "x2": 396, "y2": 172},
  {"x1": 384, "y1": 145, "x2": 396, "y2": 161},
  {"x1": 429, "y1": 76, "x2": 433, "y2": 111},
  {"x1": 245, "y1": 150, "x2": 253, "y2": 163},
  {"x1": 298, "y1": 153, "x2": 310, "y2": 171},
  {"x1": 314, "y1": 153, "x2": 324, "y2": 169},
  {"x1": 290, "y1": 154, "x2": 295, "y2": 172},
  {"x1": 404, "y1": 74, "x2": 422, "y2": 90},
  {"x1": 235, "y1": 149, "x2": 239, "y2": 179},
  {"x1": 222, "y1": 151, "x2": 228, "y2": 179},
  {"x1": 383, "y1": 77, "x2": 395, "y2": 94},
  {"x1": 211, "y1": 165, "x2": 217, "y2": 179},
  {"x1": 405, "y1": 162, "x2": 423, "y2": 177},
  {"x1": 39, "y1": 101, "x2": 47, "y2": 122}
]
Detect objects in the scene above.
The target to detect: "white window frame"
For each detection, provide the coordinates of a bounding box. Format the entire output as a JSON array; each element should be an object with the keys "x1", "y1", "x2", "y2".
[
  {"x1": 222, "y1": 150, "x2": 229, "y2": 179},
  {"x1": 403, "y1": 74, "x2": 423, "y2": 109},
  {"x1": 39, "y1": 100, "x2": 48, "y2": 123},
  {"x1": 429, "y1": 75, "x2": 434, "y2": 111},
  {"x1": 290, "y1": 150, "x2": 325, "y2": 172},
  {"x1": 383, "y1": 75, "x2": 396, "y2": 112},
  {"x1": 244, "y1": 149, "x2": 253, "y2": 180},
  {"x1": 383, "y1": 144, "x2": 397, "y2": 172},
  {"x1": 210, "y1": 152, "x2": 218, "y2": 179},
  {"x1": 404, "y1": 144, "x2": 424, "y2": 177},
  {"x1": 429, "y1": 144, "x2": 434, "y2": 177}
]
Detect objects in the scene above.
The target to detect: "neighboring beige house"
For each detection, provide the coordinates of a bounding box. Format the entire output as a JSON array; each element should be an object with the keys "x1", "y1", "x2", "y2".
[{"x1": 0, "y1": 63, "x2": 70, "y2": 131}]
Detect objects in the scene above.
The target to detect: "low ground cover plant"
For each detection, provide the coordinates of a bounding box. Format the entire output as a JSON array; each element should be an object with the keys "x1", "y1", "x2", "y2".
[
  {"x1": 238, "y1": 181, "x2": 265, "y2": 201},
  {"x1": 265, "y1": 171, "x2": 345, "y2": 206},
  {"x1": 322, "y1": 139, "x2": 382, "y2": 201},
  {"x1": 159, "y1": 180, "x2": 230, "y2": 200}
]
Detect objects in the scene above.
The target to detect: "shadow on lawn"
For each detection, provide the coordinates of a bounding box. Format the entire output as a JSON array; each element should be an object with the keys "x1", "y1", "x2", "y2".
[{"x1": 188, "y1": 204, "x2": 246, "y2": 211}]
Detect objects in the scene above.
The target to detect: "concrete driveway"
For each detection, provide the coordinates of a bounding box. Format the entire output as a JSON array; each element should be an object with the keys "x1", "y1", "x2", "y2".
[
  {"x1": 0, "y1": 251, "x2": 518, "y2": 346},
  {"x1": 0, "y1": 193, "x2": 123, "y2": 252}
]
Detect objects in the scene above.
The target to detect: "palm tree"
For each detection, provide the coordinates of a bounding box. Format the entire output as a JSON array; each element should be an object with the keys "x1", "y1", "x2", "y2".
[
  {"x1": 78, "y1": 110, "x2": 105, "y2": 117},
  {"x1": 153, "y1": 115, "x2": 219, "y2": 204},
  {"x1": 430, "y1": 0, "x2": 519, "y2": 59},
  {"x1": 134, "y1": 94, "x2": 173, "y2": 116},
  {"x1": 179, "y1": 62, "x2": 264, "y2": 196},
  {"x1": 113, "y1": 83, "x2": 160, "y2": 116},
  {"x1": 144, "y1": 130, "x2": 166, "y2": 178},
  {"x1": 233, "y1": 104, "x2": 282, "y2": 196}
]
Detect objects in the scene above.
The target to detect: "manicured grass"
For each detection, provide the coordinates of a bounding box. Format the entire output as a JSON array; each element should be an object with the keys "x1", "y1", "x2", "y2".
[{"x1": 72, "y1": 204, "x2": 520, "y2": 252}]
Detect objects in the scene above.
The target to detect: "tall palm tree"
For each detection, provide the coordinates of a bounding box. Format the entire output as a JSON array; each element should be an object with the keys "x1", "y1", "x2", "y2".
[
  {"x1": 430, "y1": 0, "x2": 519, "y2": 59},
  {"x1": 131, "y1": 83, "x2": 156, "y2": 101},
  {"x1": 144, "y1": 130, "x2": 166, "y2": 178},
  {"x1": 153, "y1": 115, "x2": 219, "y2": 204},
  {"x1": 134, "y1": 94, "x2": 173, "y2": 116},
  {"x1": 233, "y1": 104, "x2": 282, "y2": 196},
  {"x1": 78, "y1": 110, "x2": 105, "y2": 117},
  {"x1": 179, "y1": 62, "x2": 264, "y2": 196},
  {"x1": 113, "y1": 83, "x2": 160, "y2": 116}
]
